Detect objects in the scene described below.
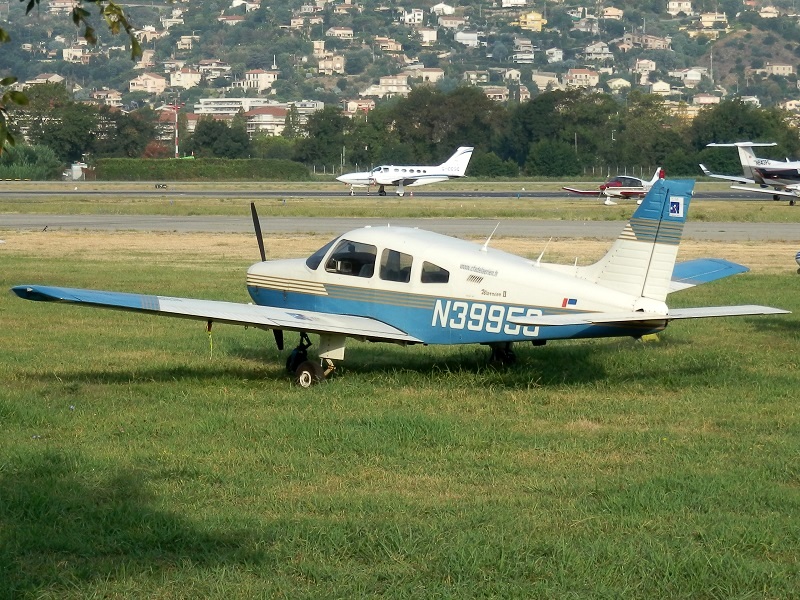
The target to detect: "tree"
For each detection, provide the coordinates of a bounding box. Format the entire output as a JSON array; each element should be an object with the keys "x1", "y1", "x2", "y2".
[
  {"x1": 251, "y1": 134, "x2": 295, "y2": 160},
  {"x1": 0, "y1": 0, "x2": 141, "y2": 151},
  {"x1": 293, "y1": 106, "x2": 348, "y2": 164},
  {"x1": 30, "y1": 103, "x2": 100, "y2": 163},
  {"x1": 525, "y1": 139, "x2": 580, "y2": 176},
  {"x1": 467, "y1": 150, "x2": 519, "y2": 178},
  {"x1": 94, "y1": 107, "x2": 157, "y2": 158},
  {"x1": 0, "y1": 143, "x2": 62, "y2": 179},
  {"x1": 282, "y1": 105, "x2": 301, "y2": 139},
  {"x1": 187, "y1": 117, "x2": 251, "y2": 159}
]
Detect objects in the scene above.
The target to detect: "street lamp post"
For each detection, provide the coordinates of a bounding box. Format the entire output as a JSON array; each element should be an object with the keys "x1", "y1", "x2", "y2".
[{"x1": 164, "y1": 99, "x2": 185, "y2": 158}]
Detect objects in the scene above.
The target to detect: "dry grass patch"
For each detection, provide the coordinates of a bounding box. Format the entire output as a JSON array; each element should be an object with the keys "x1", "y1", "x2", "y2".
[{"x1": 2, "y1": 231, "x2": 795, "y2": 274}]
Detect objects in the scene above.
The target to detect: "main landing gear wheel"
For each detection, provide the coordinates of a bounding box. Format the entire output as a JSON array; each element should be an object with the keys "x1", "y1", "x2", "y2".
[
  {"x1": 488, "y1": 342, "x2": 516, "y2": 367},
  {"x1": 286, "y1": 332, "x2": 312, "y2": 374},
  {"x1": 378, "y1": 185, "x2": 387, "y2": 196},
  {"x1": 295, "y1": 360, "x2": 325, "y2": 388}
]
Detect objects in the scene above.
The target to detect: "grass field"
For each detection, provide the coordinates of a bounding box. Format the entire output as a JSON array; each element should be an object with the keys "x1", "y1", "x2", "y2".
[
  {"x1": 4, "y1": 180, "x2": 800, "y2": 222},
  {"x1": 2, "y1": 230, "x2": 800, "y2": 598}
]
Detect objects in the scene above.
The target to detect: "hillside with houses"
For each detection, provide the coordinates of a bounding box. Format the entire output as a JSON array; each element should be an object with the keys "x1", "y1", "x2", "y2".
[{"x1": 3, "y1": 0, "x2": 800, "y2": 175}]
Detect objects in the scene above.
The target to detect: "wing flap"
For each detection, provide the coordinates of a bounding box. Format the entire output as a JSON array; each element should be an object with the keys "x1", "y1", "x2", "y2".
[
  {"x1": 730, "y1": 185, "x2": 799, "y2": 198},
  {"x1": 562, "y1": 186, "x2": 601, "y2": 196},
  {"x1": 12, "y1": 285, "x2": 422, "y2": 343}
]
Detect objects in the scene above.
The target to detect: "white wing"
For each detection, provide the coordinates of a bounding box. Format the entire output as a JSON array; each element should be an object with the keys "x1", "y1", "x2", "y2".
[{"x1": 12, "y1": 285, "x2": 422, "y2": 343}]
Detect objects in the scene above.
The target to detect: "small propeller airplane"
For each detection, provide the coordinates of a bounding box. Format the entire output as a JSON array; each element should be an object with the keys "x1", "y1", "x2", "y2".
[
  {"x1": 12, "y1": 179, "x2": 788, "y2": 387},
  {"x1": 336, "y1": 146, "x2": 474, "y2": 196},
  {"x1": 700, "y1": 142, "x2": 799, "y2": 205},
  {"x1": 563, "y1": 167, "x2": 665, "y2": 205}
]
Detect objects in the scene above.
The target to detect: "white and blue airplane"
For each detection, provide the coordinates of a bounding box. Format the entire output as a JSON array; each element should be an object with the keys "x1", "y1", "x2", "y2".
[
  {"x1": 12, "y1": 179, "x2": 788, "y2": 387},
  {"x1": 336, "y1": 146, "x2": 474, "y2": 196}
]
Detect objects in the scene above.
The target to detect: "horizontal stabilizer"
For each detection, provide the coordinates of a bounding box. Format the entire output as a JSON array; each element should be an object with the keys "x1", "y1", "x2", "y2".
[
  {"x1": 666, "y1": 305, "x2": 790, "y2": 319},
  {"x1": 11, "y1": 285, "x2": 422, "y2": 343},
  {"x1": 670, "y1": 258, "x2": 749, "y2": 292},
  {"x1": 508, "y1": 305, "x2": 788, "y2": 327},
  {"x1": 699, "y1": 164, "x2": 754, "y2": 184},
  {"x1": 707, "y1": 142, "x2": 777, "y2": 148}
]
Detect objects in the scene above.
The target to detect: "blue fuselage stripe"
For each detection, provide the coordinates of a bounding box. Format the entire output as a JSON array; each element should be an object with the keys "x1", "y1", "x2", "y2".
[{"x1": 247, "y1": 286, "x2": 665, "y2": 345}]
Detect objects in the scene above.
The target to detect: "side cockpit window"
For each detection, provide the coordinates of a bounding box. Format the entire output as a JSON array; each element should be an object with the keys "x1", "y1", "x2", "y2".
[
  {"x1": 421, "y1": 261, "x2": 449, "y2": 283},
  {"x1": 325, "y1": 239, "x2": 377, "y2": 277},
  {"x1": 379, "y1": 249, "x2": 413, "y2": 283}
]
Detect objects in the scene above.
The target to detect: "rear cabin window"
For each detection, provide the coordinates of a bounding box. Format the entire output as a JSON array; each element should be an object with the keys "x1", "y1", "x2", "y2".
[
  {"x1": 379, "y1": 249, "x2": 413, "y2": 283},
  {"x1": 421, "y1": 261, "x2": 449, "y2": 283},
  {"x1": 324, "y1": 239, "x2": 377, "y2": 277}
]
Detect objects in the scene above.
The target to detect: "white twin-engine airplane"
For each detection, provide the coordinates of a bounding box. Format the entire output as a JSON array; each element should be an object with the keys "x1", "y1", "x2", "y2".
[
  {"x1": 12, "y1": 179, "x2": 788, "y2": 387},
  {"x1": 700, "y1": 142, "x2": 799, "y2": 205},
  {"x1": 336, "y1": 146, "x2": 474, "y2": 196}
]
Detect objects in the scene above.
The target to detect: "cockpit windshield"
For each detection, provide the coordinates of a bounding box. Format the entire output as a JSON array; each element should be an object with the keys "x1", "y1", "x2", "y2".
[{"x1": 306, "y1": 238, "x2": 337, "y2": 270}]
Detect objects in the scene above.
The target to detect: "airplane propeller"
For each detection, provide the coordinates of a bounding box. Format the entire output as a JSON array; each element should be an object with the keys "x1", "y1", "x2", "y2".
[
  {"x1": 250, "y1": 202, "x2": 284, "y2": 351},
  {"x1": 250, "y1": 202, "x2": 266, "y2": 262}
]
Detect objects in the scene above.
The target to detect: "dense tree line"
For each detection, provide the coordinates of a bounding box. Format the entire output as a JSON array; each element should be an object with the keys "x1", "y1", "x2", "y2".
[
  {"x1": 7, "y1": 83, "x2": 800, "y2": 179},
  {"x1": 302, "y1": 87, "x2": 800, "y2": 177}
]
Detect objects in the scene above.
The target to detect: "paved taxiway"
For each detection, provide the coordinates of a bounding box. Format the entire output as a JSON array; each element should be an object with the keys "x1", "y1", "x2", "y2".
[{"x1": 2, "y1": 214, "x2": 798, "y2": 241}]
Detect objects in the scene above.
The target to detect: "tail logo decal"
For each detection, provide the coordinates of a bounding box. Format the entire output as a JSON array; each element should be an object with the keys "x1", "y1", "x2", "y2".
[{"x1": 669, "y1": 196, "x2": 685, "y2": 218}]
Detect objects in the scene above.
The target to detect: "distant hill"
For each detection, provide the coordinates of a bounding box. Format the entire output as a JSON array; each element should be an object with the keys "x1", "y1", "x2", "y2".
[{"x1": 707, "y1": 27, "x2": 800, "y2": 89}]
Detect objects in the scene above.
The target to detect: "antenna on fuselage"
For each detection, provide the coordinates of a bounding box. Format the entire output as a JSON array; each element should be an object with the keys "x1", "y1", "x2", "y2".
[
  {"x1": 481, "y1": 223, "x2": 500, "y2": 252},
  {"x1": 535, "y1": 237, "x2": 552, "y2": 266}
]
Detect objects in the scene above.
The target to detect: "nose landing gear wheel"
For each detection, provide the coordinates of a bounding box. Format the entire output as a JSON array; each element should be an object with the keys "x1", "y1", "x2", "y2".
[{"x1": 295, "y1": 360, "x2": 325, "y2": 388}]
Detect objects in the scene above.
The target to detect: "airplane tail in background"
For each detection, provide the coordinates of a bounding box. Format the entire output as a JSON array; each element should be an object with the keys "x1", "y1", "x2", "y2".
[
  {"x1": 439, "y1": 146, "x2": 474, "y2": 177},
  {"x1": 580, "y1": 179, "x2": 694, "y2": 303},
  {"x1": 647, "y1": 166, "x2": 666, "y2": 186},
  {"x1": 707, "y1": 142, "x2": 777, "y2": 180}
]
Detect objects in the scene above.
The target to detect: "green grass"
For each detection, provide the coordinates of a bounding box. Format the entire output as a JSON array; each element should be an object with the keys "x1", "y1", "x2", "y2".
[
  {"x1": 2, "y1": 252, "x2": 800, "y2": 598},
  {"x1": 3, "y1": 183, "x2": 800, "y2": 222}
]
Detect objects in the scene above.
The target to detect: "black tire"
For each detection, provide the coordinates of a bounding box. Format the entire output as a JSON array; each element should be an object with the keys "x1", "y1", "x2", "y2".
[{"x1": 295, "y1": 360, "x2": 325, "y2": 388}]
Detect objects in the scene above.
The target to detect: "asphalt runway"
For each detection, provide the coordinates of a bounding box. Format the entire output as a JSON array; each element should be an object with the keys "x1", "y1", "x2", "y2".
[{"x1": 3, "y1": 214, "x2": 799, "y2": 241}]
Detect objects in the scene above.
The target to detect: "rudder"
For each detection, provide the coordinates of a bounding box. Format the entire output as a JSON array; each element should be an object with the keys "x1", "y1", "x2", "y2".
[
  {"x1": 440, "y1": 147, "x2": 474, "y2": 177},
  {"x1": 580, "y1": 179, "x2": 694, "y2": 302}
]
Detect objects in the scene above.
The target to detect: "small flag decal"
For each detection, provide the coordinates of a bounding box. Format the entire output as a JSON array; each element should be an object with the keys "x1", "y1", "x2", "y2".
[{"x1": 562, "y1": 298, "x2": 577, "y2": 308}]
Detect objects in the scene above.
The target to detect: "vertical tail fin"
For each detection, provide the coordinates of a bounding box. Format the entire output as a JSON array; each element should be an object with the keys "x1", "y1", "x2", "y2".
[
  {"x1": 580, "y1": 179, "x2": 694, "y2": 302},
  {"x1": 735, "y1": 145, "x2": 760, "y2": 180},
  {"x1": 439, "y1": 146, "x2": 474, "y2": 177},
  {"x1": 647, "y1": 166, "x2": 665, "y2": 186}
]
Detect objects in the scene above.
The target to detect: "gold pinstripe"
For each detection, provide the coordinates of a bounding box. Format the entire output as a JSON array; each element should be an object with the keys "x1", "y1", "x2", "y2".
[{"x1": 246, "y1": 275, "x2": 328, "y2": 296}]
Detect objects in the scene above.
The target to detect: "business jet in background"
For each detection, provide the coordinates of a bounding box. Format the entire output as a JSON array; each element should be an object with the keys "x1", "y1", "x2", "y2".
[
  {"x1": 336, "y1": 146, "x2": 474, "y2": 196},
  {"x1": 700, "y1": 142, "x2": 799, "y2": 205},
  {"x1": 563, "y1": 167, "x2": 665, "y2": 205}
]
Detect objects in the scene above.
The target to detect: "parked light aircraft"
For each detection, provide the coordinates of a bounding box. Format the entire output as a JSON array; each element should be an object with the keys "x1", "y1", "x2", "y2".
[
  {"x1": 12, "y1": 179, "x2": 788, "y2": 387},
  {"x1": 336, "y1": 146, "x2": 474, "y2": 196},
  {"x1": 563, "y1": 167, "x2": 665, "y2": 205},
  {"x1": 700, "y1": 142, "x2": 799, "y2": 205}
]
